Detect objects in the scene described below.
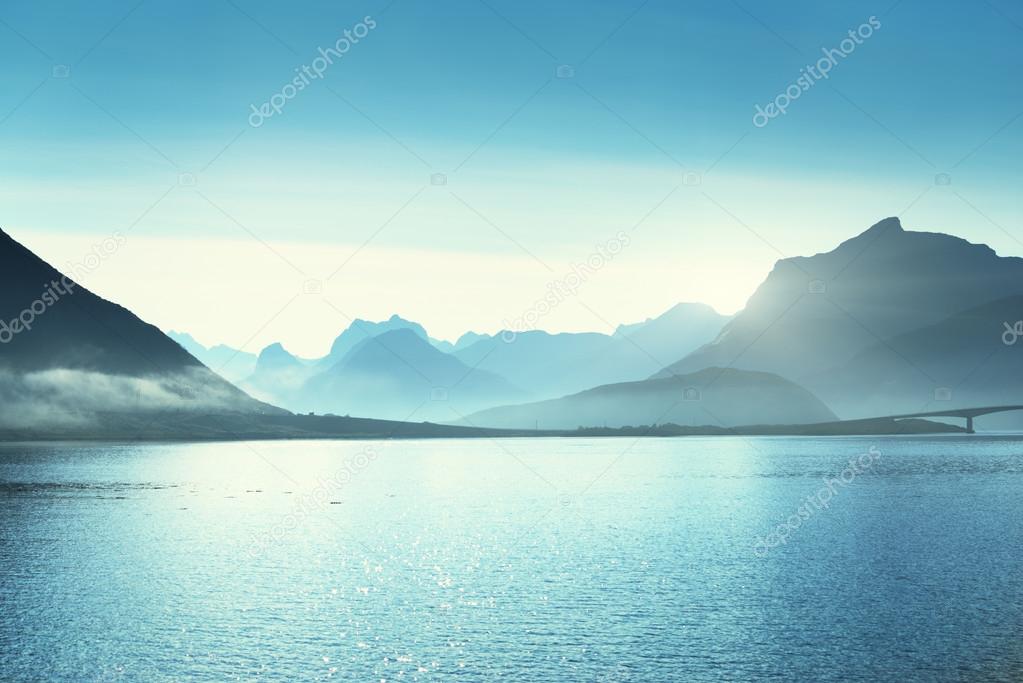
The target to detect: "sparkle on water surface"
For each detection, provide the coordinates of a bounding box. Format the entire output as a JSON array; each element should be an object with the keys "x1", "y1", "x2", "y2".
[{"x1": 1, "y1": 436, "x2": 1022, "y2": 681}]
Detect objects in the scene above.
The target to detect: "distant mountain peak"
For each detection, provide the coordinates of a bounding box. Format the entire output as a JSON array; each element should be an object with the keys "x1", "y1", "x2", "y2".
[
  {"x1": 655, "y1": 217, "x2": 1023, "y2": 400},
  {"x1": 842, "y1": 216, "x2": 903, "y2": 246},
  {"x1": 256, "y1": 342, "x2": 300, "y2": 370},
  {"x1": 865, "y1": 216, "x2": 902, "y2": 233},
  {"x1": 325, "y1": 314, "x2": 429, "y2": 362},
  {"x1": 258, "y1": 341, "x2": 288, "y2": 357}
]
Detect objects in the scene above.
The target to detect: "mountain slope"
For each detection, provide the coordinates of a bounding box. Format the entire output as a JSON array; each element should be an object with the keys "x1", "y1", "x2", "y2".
[
  {"x1": 655, "y1": 218, "x2": 1023, "y2": 409},
  {"x1": 463, "y1": 367, "x2": 836, "y2": 430},
  {"x1": 301, "y1": 328, "x2": 525, "y2": 421},
  {"x1": 0, "y1": 228, "x2": 280, "y2": 429},
  {"x1": 810, "y1": 296, "x2": 1023, "y2": 422}
]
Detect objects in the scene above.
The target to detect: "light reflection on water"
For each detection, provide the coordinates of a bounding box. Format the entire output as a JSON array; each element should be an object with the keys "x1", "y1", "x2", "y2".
[{"x1": 1, "y1": 436, "x2": 1022, "y2": 681}]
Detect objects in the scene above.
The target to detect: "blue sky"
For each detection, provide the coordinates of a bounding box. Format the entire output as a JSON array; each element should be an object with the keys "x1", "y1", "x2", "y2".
[{"x1": 1, "y1": 0, "x2": 1021, "y2": 355}]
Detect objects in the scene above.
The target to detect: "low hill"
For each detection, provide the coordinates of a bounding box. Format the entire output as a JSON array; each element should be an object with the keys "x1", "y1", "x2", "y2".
[{"x1": 462, "y1": 367, "x2": 836, "y2": 430}]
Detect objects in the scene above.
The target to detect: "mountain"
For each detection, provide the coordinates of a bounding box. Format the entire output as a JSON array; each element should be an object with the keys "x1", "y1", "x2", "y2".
[
  {"x1": 301, "y1": 328, "x2": 525, "y2": 421},
  {"x1": 166, "y1": 331, "x2": 258, "y2": 384},
  {"x1": 0, "y1": 228, "x2": 280, "y2": 430},
  {"x1": 655, "y1": 218, "x2": 1023, "y2": 417},
  {"x1": 240, "y1": 342, "x2": 316, "y2": 405},
  {"x1": 811, "y1": 296, "x2": 1023, "y2": 423},
  {"x1": 612, "y1": 302, "x2": 731, "y2": 369},
  {"x1": 452, "y1": 331, "x2": 491, "y2": 351},
  {"x1": 462, "y1": 367, "x2": 836, "y2": 430},
  {"x1": 200, "y1": 303, "x2": 727, "y2": 415},
  {"x1": 320, "y1": 314, "x2": 428, "y2": 368},
  {"x1": 455, "y1": 331, "x2": 613, "y2": 398},
  {"x1": 453, "y1": 303, "x2": 729, "y2": 399}
]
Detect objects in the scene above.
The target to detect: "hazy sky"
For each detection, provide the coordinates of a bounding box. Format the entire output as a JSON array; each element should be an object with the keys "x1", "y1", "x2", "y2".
[{"x1": 2, "y1": 0, "x2": 1021, "y2": 356}]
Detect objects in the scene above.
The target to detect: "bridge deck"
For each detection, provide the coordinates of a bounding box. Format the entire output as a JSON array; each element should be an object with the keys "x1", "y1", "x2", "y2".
[{"x1": 886, "y1": 405, "x2": 1023, "y2": 420}]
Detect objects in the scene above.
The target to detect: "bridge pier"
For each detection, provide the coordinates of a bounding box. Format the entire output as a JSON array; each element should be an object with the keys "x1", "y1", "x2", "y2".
[{"x1": 966, "y1": 416, "x2": 974, "y2": 434}]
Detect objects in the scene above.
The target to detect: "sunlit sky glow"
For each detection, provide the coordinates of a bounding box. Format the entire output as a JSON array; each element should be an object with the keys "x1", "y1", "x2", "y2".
[{"x1": 2, "y1": 0, "x2": 1021, "y2": 356}]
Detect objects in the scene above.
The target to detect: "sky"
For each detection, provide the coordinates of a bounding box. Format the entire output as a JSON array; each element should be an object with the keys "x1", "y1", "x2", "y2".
[{"x1": 1, "y1": 0, "x2": 1021, "y2": 357}]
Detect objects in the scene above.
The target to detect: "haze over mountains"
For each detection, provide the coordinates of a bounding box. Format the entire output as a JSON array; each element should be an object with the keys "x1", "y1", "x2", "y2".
[
  {"x1": 453, "y1": 303, "x2": 729, "y2": 399},
  {"x1": 0, "y1": 229, "x2": 278, "y2": 431},
  {"x1": 166, "y1": 331, "x2": 258, "y2": 384},
  {"x1": 461, "y1": 218, "x2": 1023, "y2": 430},
  {"x1": 4, "y1": 216, "x2": 1023, "y2": 435},
  {"x1": 465, "y1": 367, "x2": 836, "y2": 430},
  {"x1": 222, "y1": 306, "x2": 731, "y2": 422},
  {"x1": 653, "y1": 217, "x2": 1023, "y2": 422}
]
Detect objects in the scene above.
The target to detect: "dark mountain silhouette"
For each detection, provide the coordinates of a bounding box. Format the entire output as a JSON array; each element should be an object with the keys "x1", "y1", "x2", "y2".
[
  {"x1": 655, "y1": 218, "x2": 1023, "y2": 418},
  {"x1": 0, "y1": 228, "x2": 279, "y2": 429},
  {"x1": 301, "y1": 328, "x2": 525, "y2": 421},
  {"x1": 463, "y1": 367, "x2": 836, "y2": 430}
]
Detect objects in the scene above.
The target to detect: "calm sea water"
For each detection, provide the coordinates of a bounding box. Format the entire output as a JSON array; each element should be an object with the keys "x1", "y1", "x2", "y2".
[{"x1": 1, "y1": 436, "x2": 1021, "y2": 682}]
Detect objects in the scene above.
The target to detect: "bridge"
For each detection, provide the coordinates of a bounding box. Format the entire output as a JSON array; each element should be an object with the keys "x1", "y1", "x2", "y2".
[{"x1": 885, "y1": 405, "x2": 1023, "y2": 434}]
